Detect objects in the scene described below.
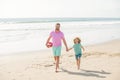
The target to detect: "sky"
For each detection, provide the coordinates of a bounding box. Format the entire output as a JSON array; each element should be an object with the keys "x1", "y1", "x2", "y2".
[{"x1": 0, "y1": 0, "x2": 120, "y2": 18}]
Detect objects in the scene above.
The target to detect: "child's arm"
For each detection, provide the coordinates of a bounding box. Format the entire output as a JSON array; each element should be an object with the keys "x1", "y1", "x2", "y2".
[{"x1": 81, "y1": 45, "x2": 85, "y2": 51}]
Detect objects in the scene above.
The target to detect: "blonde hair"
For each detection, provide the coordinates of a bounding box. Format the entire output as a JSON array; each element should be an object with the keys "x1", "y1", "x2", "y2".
[{"x1": 73, "y1": 37, "x2": 81, "y2": 44}]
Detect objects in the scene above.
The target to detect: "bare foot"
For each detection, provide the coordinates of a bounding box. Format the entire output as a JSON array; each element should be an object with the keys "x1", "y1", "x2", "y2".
[
  {"x1": 55, "y1": 70, "x2": 58, "y2": 73},
  {"x1": 53, "y1": 62, "x2": 62, "y2": 64}
]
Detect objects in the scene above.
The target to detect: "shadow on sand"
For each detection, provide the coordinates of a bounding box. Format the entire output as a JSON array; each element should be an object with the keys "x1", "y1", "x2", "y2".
[{"x1": 61, "y1": 68, "x2": 111, "y2": 78}]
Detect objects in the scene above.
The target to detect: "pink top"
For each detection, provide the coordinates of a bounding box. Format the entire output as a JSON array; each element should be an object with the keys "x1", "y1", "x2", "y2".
[{"x1": 50, "y1": 31, "x2": 64, "y2": 47}]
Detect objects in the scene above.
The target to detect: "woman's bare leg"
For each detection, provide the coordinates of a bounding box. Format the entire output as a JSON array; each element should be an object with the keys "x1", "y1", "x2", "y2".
[
  {"x1": 55, "y1": 56, "x2": 60, "y2": 72},
  {"x1": 54, "y1": 56, "x2": 56, "y2": 64}
]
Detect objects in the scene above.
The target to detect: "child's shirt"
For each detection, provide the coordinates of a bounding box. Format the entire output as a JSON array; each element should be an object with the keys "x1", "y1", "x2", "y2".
[{"x1": 73, "y1": 43, "x2": 82, "y2": 55}]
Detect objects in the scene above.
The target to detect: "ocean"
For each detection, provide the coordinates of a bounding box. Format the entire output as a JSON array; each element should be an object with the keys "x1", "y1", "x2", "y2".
[
  {"x1": 0, "y1": 18, "x2": 120, "y2": 55},
  {"x1": 0, "y1": 18, "x2": 120, "y2": 24}
]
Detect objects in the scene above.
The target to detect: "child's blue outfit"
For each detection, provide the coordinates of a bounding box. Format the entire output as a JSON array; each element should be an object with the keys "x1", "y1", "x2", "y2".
[{"x1": 73, "y1": 43, "x2": 82, "y2": 60}]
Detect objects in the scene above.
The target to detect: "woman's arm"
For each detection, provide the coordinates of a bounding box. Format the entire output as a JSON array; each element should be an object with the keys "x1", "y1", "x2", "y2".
[{"x1": 62, "y1": 38, "x2": 68, "y2": 51}]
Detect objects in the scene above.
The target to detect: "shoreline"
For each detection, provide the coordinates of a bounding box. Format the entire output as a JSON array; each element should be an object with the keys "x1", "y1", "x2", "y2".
[{"x1": 0, "y1": 38, "x2": 120, "y2": 57}]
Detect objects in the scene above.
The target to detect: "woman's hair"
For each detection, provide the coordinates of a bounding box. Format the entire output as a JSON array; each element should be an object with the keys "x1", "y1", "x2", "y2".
[
  {"x1": 56, "y1": 23, "x2": 60, "y2": 26},
  {"x1": 73, "y1": 37, "x2": 81, "y2": 44}
]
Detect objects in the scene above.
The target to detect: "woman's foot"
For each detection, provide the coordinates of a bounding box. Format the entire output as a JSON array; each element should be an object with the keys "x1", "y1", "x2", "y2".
[{"x1": 53, "y1": 62, "x2": 62, "y2": 64}]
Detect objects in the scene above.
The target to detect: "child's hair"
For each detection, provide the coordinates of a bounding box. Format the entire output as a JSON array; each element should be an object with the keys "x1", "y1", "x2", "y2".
[{"x1": 73, "y1": 37, "x2": 81, "y2": 44}]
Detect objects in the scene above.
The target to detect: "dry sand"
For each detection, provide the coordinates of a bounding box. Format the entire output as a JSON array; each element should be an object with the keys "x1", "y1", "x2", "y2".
[{"x1": 0, "y1": 39, "x2": 120, "y2": 80}]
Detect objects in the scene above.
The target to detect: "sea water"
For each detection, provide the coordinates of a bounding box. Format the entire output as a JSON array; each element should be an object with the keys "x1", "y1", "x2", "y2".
[{"x1": 0, "y1": 18, "x2": 120, "y2": 55}]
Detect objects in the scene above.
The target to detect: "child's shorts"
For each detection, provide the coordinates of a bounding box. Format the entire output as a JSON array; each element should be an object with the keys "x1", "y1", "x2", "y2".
[
  {"x1": 52, "y1": 46, "x2": 61, "y2": 56},
  {"x1": 75, "y1": 54, "x2": 82, "y2": 60}
]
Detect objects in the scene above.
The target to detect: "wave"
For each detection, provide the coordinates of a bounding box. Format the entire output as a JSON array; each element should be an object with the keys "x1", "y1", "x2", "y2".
[{"x1": 0, "y1": 18, "x2": 120, "y2": 24}]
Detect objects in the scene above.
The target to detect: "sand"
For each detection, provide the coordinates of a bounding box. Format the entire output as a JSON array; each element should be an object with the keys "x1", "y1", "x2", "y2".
[{"x1": 0, "y1": 39, "x2": 120, "y2": 80}]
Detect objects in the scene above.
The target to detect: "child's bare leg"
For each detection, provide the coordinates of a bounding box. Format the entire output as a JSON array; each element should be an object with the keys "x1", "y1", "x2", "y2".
[
  {"x1": 78, "y1": 58, "x2": 80, "y2": 70},
  {"x1": 76, "y1": 60, "x2": 79, "y2": 69}
]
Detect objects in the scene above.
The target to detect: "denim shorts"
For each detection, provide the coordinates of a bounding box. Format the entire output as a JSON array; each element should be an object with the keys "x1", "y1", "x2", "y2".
[{"x1": 75, "y1": 54, "x2": 82, "y2": 60}]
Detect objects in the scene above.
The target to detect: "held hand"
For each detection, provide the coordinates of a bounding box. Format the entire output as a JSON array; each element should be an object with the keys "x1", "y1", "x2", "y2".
[{"x1": 83, "y1": 48, "x2": 85, "y2": 51}]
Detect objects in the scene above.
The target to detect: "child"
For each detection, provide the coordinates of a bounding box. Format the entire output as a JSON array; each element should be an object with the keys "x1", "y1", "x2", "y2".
[{"x1": 68, "y1": 37, "x2": 85, "y2": 70}]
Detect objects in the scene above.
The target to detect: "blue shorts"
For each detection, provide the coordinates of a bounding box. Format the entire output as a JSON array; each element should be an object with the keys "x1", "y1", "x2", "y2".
[
  {"x1": 52, "y1": 46, "x2": 61, "y2": 56},
  {"x1": 75, "y1": 54, "x2": 82, "y2": 60}
]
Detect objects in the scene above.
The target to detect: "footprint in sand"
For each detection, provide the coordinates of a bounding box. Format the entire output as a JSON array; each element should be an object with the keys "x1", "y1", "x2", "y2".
[
  {"x1": 44, "y1": 64, "x2": 54, "y2": 67},
  {"x1": 68, "y1": 55, "x2": 74, "y2": 57},
  {"x1": 27, "y1": 64, "x2": 42, "y2": 69},
  {"x1": 8, "y1": 72, "x2": 11, "y2": 74}
]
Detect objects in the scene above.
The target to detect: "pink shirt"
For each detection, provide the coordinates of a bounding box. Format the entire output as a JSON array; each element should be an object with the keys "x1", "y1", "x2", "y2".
[{"x1": 50, "y1": 31, "x2": 64, "y2": 47}]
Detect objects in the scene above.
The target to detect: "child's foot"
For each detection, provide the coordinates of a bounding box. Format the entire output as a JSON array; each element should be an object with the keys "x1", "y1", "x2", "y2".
[
  {"x1": 55, "y1": 70, "x2": 58, "y2": 73},
  {"x1": 78, "y1": 67, "x2": 80, "y2": 70}
]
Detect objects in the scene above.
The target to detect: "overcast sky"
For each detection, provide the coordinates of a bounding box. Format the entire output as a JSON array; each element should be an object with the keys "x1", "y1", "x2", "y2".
[{"x1": 0, "y1": 0, "x2": 120, "y2": 18}]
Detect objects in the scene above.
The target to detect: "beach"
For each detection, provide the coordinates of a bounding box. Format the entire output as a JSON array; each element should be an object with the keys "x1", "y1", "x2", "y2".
[
  {"x1": 0, "y1": 0, "x2": 120, "y2": 78},
  {"x1": 0, "y1": 19, "x2": 120, "y2": 80},
  {"x1": 0, "y1": 39, "x2": 120, "y2": 80}
]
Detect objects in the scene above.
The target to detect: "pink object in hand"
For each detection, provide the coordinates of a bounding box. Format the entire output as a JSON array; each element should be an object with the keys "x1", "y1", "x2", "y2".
[{"x1": 47, "y1": 42, "x2": 53, "y2": 48}]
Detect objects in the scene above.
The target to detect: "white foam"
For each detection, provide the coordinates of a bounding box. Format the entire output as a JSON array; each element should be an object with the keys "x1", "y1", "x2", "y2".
[{"x1": 0, "y1": 21, "x2": 120, "y2": 54}]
